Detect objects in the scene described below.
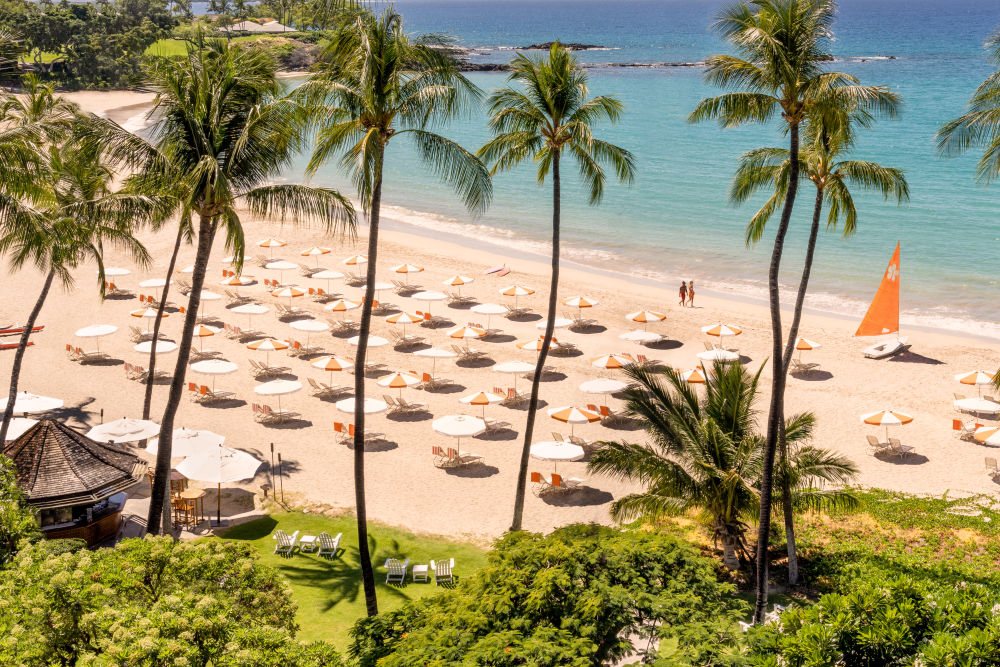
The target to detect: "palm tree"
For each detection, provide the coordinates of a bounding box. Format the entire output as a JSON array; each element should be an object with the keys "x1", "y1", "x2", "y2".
[
  {"x1": 937, "y1": 31, "x2": 1000, "y2": 394},
  {"x1": 300, "y1": 8, "x2": 491, "y2": 617},
  {"x1": 688, "y1": 0, "x2": 896, "y2": 620},
  {"x1": 731, "y1": 110, "x2": 907, "y2": 583},
  {"x1": 0, "y1": 137, "x2": 152, "y2": 444},
  {"x1": 99, "y1": 38, "x2": 356, "y2": 535},
  {"x1": 479, "y1": 43, "x2": 635, "y2": 532},
  {"x1": 587, "y1": 362, "x2": 858, "y2": 570}
]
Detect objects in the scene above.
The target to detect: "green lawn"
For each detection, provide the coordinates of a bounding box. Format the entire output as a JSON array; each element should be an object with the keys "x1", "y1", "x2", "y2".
[
  {"x1": 144, "y1": 35, "x2": 280, "y2": 58},
  {"x1": 218, "y1": 512, "x2": 488, "y2": 650}
]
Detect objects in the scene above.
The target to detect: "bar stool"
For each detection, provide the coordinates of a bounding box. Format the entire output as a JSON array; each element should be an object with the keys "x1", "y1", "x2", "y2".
[{"x1": 179, "y1": 488, "x2": 206, "y2": 525}]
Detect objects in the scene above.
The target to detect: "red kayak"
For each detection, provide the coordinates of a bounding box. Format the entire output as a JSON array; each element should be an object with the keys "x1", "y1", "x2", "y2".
[
  {"x1": 0, "y1": 341, "x2": 33, "y2": 350},
  {"x1": 0, "y1": 325, "x2": 44, "y2": 337}
]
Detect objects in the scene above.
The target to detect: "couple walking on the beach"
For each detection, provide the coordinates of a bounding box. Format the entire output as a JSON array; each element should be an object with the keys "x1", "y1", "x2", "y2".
[{"x1": 679, "y1": 281, "x2": 695, "y2": 307}]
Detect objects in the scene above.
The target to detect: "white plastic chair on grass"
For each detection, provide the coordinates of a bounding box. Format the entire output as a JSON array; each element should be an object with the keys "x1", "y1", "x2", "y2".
[
  {"x1": 318, "y1": 532, "x2": 342, "y2": 558},
  {"x1": 430, "y1": 558, "x2": 455, "y2": 585},
  {"x1": 272, "y1": 529, "x2": 300, "y2": 556},
  {"x1": 384, "y1": 558, "x2": 410, "y2": 584}
]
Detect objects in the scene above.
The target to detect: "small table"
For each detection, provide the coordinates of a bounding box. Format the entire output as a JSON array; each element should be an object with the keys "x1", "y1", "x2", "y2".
[
  {"x1": 179, "y1": 488, "x2": 206, "y2": 525},
  {"x1": 411, "y1": 564, "x2": 429, "y2": 582},
  {"x1": 298, "y1": 534, "x2": 319, "y2": 552}
]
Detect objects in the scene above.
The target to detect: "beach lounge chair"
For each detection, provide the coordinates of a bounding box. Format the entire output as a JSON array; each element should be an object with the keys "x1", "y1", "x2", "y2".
[
  {"x1": 346, "y1": 423, "x2": 385, "y2": 445},
  {"x1": 225, "y1": 289, "x2": 254, "y2": 305},
  {"x1": 530, "y1": 471, "x2": 553, "y2": 496},
  {"x1": 451, "y1": 344, "x2": 488, "y2": 362},
  {"x1": 384, "y1": 558, "x2": 410, "y2": 584},
  {"x1": 176, "y1": 278, "x2": 192, "y2": 295},
  {"x1": 987, "y1": 457, "x2": 999, "y2": 479},
  {"x1": 334, "y1": 422, "x2": 351, "y2": 445},
  {"x1": 299, "y1": 263, "x2": 323, "y2": 277},
  {"x1": 272, "y1": 529, "x2": 300, "y2": 556},
  {"x1": 954, "y1": 419, "x2": 978, "y2": 441},
  {"x1": 200, "y1": 385, "x2": 235, "y2": 402},
  {"x1": 484, "y1": 417, "x2": 509, "y2": 432},
  {"x1": 432, "y1": 445, "x2": 451, "y2": 467},
  {"x1": 396, "y1": 396, "x2": 426, "y2": 413},
  {"x1": 447, "y1": 291, "x2": 476, "y2": 306},
  {"x1": 430, "y1": 558, "x2": 454, "y2": 585},
  {"x1": 502, "y1": 387, "x2": 528, "y2": 407},
  {"x1": 391, "y1": 279, "x2": 421, "y2": 295},
  {"x1": 317, "y1": 532, "x2": 342, "y2": 558},
  {"x1": 504, "y1": 304, "x2": 531, "y2": 319},
  {"x1": 552, "y1": 472, "x2": 586, "y2": 491},
  {"x1": 549, "y1": 340, "x2": 578, "y2": 356},
  {"x1": 865, "y1": 434, "x2": 889, "y2": 455},
  {"x1": 75, "y1": 347, "x2": 110, "y2": 364},
  {"x1": 105, "y1": 281, "x2": 132, "y2": 297},
  {"x1": 599, "y1": 404, "x2": 625, "y2": 425},
  {"x1": 888, "y1": 437, "x2": 915, "y2": 459},
  {"x1": 252, "y1": 254, "x2": 270, "y2": 267},
  {"x1": 863, "y1": 337, "x2": 910, "y2": 359},
  {"x1": 449, "y1": 446, "x2": 483, "y2": 467}
]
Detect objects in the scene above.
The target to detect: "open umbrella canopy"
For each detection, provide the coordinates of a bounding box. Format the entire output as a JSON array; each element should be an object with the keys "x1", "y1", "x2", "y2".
[
  {"x1": 377, "y1": 371, "x2": 421, "y2": 389},
  {"x1": 290, "y1": 319, "x2": 329, "y2": 333},
  {"x1": 75, "y1": 324, "x2": 117, "y2": 338},
  {"x1": 535, "y1": 318, "x2": 573, "y2": 330},
  {"x1": 433, "y1": 414, "x2": 486, "y2": 438},
  {"x1": 443, "y1": 275, "x2": 474, "y2": 287},
  {"x1": 342, "y1": 254, "x2": 368, "y2": 266},
  {"x1": 387, "y1": 312, "x2": 423, "y2": 325},
  {"x1": 231, "y1": 303, "x2": 269, "y2": 315},
  {"x1": 219, "y1": 275, "x2": 254, "y2": 286},
  {"x1": 311, "y1": 269, "x2": 344, "y2": 280},
  {"x1": 348, "y1": 335, "x2": 388, "y2": 347},
  {"x1": 955, "y1": 370, "x2": 998, "y2": 386},
  {"x1": 336, "y1": 397, "x2": 387, "y2": 414},
  {"x1": 702, "y1": 323, "x2": 742, "y2": 337},
  {"x1": 130, "y1": 308, "x2": 165, "y2": 319},
  {"x1": 324, "y1": 298, "x2": 360, "y2": 312},
  {"x1": 311, "y1": 355, "x2": 354, "y2": 372},
  {"x1": 794, "y1": 337, "x2": 822, "y2": 351},
  {"x1": 266, "y1": 260, "x2": 298, "y2": 272},
  {"x1": 146, "y1": 427, "x2": 225, "y2": 457},
  {"x1": 471, "y1": 303, "x2": 506, "y2": 316},
  {"x1": 494, "y1": 360, "x2": 535, "y2": 374},
  {"x1": 2, "y1": 417, "x2": 38, "y2": 441},
  {"x1": 199, "y1": 290, "x2": 223, "y2": 302},
  {"x1": 254, "y1": 379, "x2": 302, "y2": 396},
  {"x1": 626, "y1": 310, "x2": 666, "y2": 323},
  {"x1": 580, "y1": 378, "x2": 628, "y2": 395},
  {"x1": 548, "y1": 406, "x2": 600, "y2": 425},
  {"x1": 414, "y1": 347, "x2": 457, "y2": 360},
  {"x1": 0, "y1": 392, "x2": 64, "y2": 413},
  {"x1": 87, "y1": 417, "x2": 160, "y2": 443},
  {"x1": 3, "y1": 419, "x2": 146, "y2": 509},
  {"x1": 500, "y1": 285, "x2": 534, "y2": 297},
  {"x1": 247, "y1": 338, "x2": 289, "y2": 352},
  {"x1": 301, "y1": 246, "x2": 331, "y2": 256},
  {"x1": 412, "y1": 290, "x2": 446, "y2": 302},
  {"x1": 177, "y1": 265, "x2": 195, "y2": 274},
  {"x1": 449, "y1": 325, "x2": 486, "y2": 339},
  {"x1": 460, "y1": 391, "x2": 503, "y2": 406},
  {"x1": 517, "y1": 336, "x2": 561, "y2": 351},
  {"x1": 590, "y1": 353, "x2": 634, "y2": 370},
  {"x1": 678, "y1": 368, "x2": 714, "y2": 384},
  {"x1": 861, "y1": 410, "x2": 914, "y2": 426},
  {"x1": 619, "y1": 329, "x2": 663, "y2": 344},
  {"x1": 530, "y1": 441, "x2": 584, "y2": 462},
  {"x1": 191, "y1": 359, "x2": 238, "y2": 375},
  {"x1": 271, "y1": 287, "x2": 304, "y2": 299},
  {"x1": 257, "y1": 238, "x2": 287, "y2": 248},
  {"x1": 138, "y1": 278, "x2": 171, "y2": 288},
  {"x1": 103, "y1": 267, "x2": 130, "y2": 277},
  {"x1": 975, "y1": 426, "x2": 1000, "y2": 445},
  {"x1": 562, "y1": 296, "x2": 599, "y2": 309},
  {"x1": 193, "y1": 324, "x2": 220, "y2": 337},
  {"x1": 361, "y1": 281, "x2": 395, "y2": 292},
  {"x1": 697, "y1": 349, "x2": 739, "y2": 363},
  {"x1": 134, "y1": 340, "x2": 178, "y2": 354},
  {"x1": 393, "y1": 263, "x2": 424, "y2": 274},
  {"x1": 176, "y1": 445, "x2": 263, "y2": 484}
]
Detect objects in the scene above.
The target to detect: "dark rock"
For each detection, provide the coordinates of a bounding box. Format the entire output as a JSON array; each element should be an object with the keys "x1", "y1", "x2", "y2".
[{"x1": 518, "y1": 42, "x2": 605, "y2": 51}]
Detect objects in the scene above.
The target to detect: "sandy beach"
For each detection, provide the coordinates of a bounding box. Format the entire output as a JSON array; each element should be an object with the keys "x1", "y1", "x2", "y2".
[{"x1": 6, "y1": 92, "x2": 997, "y2": 543}]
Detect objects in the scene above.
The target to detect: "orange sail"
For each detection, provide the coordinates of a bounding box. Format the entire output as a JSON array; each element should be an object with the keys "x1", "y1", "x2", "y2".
[{"x1": 855, "y1": 243, "x2": 900, "y2": 337}]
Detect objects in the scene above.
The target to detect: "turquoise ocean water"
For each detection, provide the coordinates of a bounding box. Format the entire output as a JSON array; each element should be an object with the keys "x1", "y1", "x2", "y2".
[{"x1": 271, "y1": 0, "x2": 1000, "y2": 338}]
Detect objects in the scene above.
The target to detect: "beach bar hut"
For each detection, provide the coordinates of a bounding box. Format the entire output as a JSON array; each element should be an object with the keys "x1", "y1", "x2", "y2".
[{"x1": 3, "y1": 419, "x2": 146, "y2": 546}]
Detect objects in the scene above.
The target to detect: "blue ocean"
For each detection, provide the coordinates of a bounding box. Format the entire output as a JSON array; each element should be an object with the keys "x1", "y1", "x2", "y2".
[{"x1": 275, "y1": 0, "x2": 1000, "y2": 337}]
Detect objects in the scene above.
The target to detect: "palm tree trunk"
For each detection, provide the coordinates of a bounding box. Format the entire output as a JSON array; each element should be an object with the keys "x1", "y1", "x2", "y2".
[
  {"x1": 146, "y1": 213, "x2": 215, "y2": 535},
  {"x1": 142, "y1": 224, "x2": 184, "y2": 421},
  {"x1": 721, "y1": 533, "x2": 740, "y2": 571},
  {"x1": 754, "y1": 121, "x2": 800, "y2": 624},
  {"x1": 510, "y1": 152, "x2": 560, "y2": 532},
  {"x1": 353, "y1": 146, "x2": 383, "y2": 618},
  {"x1": 778, "y1": 187, "x2": 824, "y2": 587},
  {"x1": 0, "y1": 269, "x2": 55, "y2": 444}
]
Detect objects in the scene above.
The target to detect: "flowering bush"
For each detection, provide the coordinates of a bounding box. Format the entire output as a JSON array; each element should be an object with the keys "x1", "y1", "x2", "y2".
[
  {"x1": 0, "y1": 536, "x2": 342, "y2": 666},
  {"x1": 747, "y1": 577, "x2": 1000, "y2": 666}
]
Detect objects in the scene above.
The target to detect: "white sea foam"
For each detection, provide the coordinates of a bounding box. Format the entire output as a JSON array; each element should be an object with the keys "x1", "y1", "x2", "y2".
[{"x1": 120, "y1": 111, "x2": 152, "y2": 134}]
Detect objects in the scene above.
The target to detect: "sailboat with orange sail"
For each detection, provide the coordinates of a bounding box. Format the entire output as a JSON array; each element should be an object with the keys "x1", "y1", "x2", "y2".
[{"x1": 855, "y1": 242, "x2": 911, "y2": 359}]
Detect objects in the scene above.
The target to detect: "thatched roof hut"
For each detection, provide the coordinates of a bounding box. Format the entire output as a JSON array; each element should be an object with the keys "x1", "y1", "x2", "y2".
[{"x1": 2, "y1": 419, "x2": 146, "y2": 510}]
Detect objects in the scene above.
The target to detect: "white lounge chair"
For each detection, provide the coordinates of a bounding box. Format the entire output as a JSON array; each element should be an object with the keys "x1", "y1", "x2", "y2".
[
  {"x1": 318, "y1": 532, "x2": 342, "y2": 558},
  {"x1": 272, "y1": 529, "x2": 300, "y2": 556},
  {"x1": 384, "y1": 558, "x2": 410, "y2": 584},
  {"x1": 430, "y1": 558, "x2": 454, "y2": 585}
]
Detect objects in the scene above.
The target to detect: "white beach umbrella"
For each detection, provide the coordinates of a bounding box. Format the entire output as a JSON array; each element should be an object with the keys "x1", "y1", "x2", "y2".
[
  {"x1": 697, "y1": 348, "x2": 739, "y2": 363},
  {"x1": 138, "y1": 278, "x2": 170, "y2": 289},
  {"x1": 348, "y1": 334, "x2": 389, "y2": 348},
  {"x1": 176, "y1": 444, "x2": 263, "y2": 525},
  {"x1": 198, "y1": 290, "x2": 222, "y2": 319},
  {"x1": 290, "y1": 318, "x2": 329, "y2": 347},
  {"x1": 494, "y1": 360, "x2": 535, "y2": 391},
  {"x1": 360, "y1": 281, "x2": 395, "y2": 300},
  {"x1": 530, "y1": 440, "x2": 584, "y2": 471},
  {"x1": 0, "y1": 392, "x2": 63, "y2": 414},
  {"x1": 432, "y1": 414, "x2": 486, "y2": 456},
  {"x1": 133, "y1": 340, "x2": 178, "y2": 354},
  {"x1": 103, "y1": 267, "x2": 131, "y2": 277},
  {"x1": 860, "y1": 408, "x2": 914, "y2": 441},
  {"x1": 579, "y1": 378, "x2": 628, "y2": 408},
  {"x1": 535, "y1": 317, "x2": 573, "y2": 330},
  {"x1": 266, "y1": 260, "x2": 298, "y2": 285},
  {"x1": 548, "y1": 405, "x2": 600, "y2": 435},
  {"x1": 222, "y1": 254, "x2": 247, "y2": 264},
  {"x1": 3, "y1": 417, "x2": 38, "y2": 441},
  {"x1": 311, "y1": 269, "x2": 345, "y2": 292},
  {"x1": 146, "y1": 427, "x2": 225, "y2": 457},
  {"x1": 412, "y1": 290, "x2": 447, "y2": 315},
  {"x1": 471, "y1": 302, "x2": 507, "y2": 328},
  {"x1": 191, "y1": 359, "x2": 238, "y2": 392},
  {"x1": 75, "y1": 324, "x2": 117, "y2": 353},
  {"x1": 413, "y1": 347, "x2": 457, "y2": 377},
  {"x1": 311, "y1": 355, "x2": 354, "y2": 383},
  {"x1": 336, "y1": 397, "x2": 387, "y2": 414},
  {"x1": 230, "y1": 303, "x2": 269, "y2": 329},
  {"x1": 619, "y1": 329, "x2": 663, "y2": 344},
  {"x1": 178, "y1": 265, "x2": 195, "y2": 274},
  {"x1": 254, "y1": 379, "x2": 302, "y2": 413},
  {"x1": 459, "y1": 390, "x2": 504, "y2": 419},
  {"x1": 88, "y1": 417, "x2": 160, "y2": 444}
]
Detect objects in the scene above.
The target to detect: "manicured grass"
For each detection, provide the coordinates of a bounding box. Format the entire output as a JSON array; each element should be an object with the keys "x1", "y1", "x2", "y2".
[
  {"x1": 145, "y1": 35, "x2": 287, "y2": 58},
  {"x1": 219, "y1": 511, "x2": 488, "y2": 650}
]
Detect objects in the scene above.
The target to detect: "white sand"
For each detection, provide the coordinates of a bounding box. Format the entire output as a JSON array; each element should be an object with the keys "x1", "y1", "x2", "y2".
[{"x1": 4, "y1": 93, "x2": 998, "y2": 542}]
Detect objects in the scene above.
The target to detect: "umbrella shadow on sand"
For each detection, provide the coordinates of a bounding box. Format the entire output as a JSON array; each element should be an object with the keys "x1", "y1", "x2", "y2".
[
  {"x1": 446, "y1": 463, "x2": 500, "y2": 478},
  {"x1": 874, "y1": 451, "x2": 930, "y2": 465},
  {"x1": 423, "y1": 383, "x2": 466, "y2": 395},
  {"x1": 539, "y1": 371, "x2": 567, "y2": 382},
  {"x1": 507, "y1": 312, "x2": 541, "y2": 323},
  {"x1": 456, "y1": 358, "x2": 495, "y2": 369},
  {"x1": 569, "y1": 323, "x2": 607, "y2": 334},
  {"x1": 645, "y1": 338, "x2": 683, "y2": 351},
  {"x1": 483, "y1": 334, "x2": 516, "y2": 344},
  {"x1": 202, "y1": 399, "x2": 248, "y2": 410},
  {"x1": 386, "y1": 410, "x2": 433, "y2": 422},
  {"x1": 791, "y1": 369, "x2": 833, "y2": 382},
  {"x1": 541, "y1": 486, "x2": 613, "y2": 507},
  {"x1": 81, "y1": 357, "x2": 125, "y2": 368},
  {"x1": 346, "y1": 438, "x2": 398, "y2": 453},
  {"x1": 476, "y1": 427, "x2": 518, "y2": 441},
  {"x1": 504, "y1": 398, "x2": 548, "y2": 411},
  {"x1": 263, "y1": 418, "x2": 314, "y2": 430}
]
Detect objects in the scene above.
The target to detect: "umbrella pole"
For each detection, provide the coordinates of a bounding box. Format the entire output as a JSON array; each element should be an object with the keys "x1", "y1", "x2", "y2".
[{"x1": 217, "y1": 482, "x2": 222, "y2": 525}]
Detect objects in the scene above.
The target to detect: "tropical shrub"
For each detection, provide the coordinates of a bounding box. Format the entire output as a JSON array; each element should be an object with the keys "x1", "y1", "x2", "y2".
[
  {"x1": 747, "y1": 577, "x2": 1000, "y2": 666},
  {"x1": 0, "y1": 536, "x2": 343, "y2": 665},
  {"x1": 349, "y1": 524, "x2": 746, "y2": 666},
  {"x1": 0, "y1": 453, "x2": 39, "y2": 564}
]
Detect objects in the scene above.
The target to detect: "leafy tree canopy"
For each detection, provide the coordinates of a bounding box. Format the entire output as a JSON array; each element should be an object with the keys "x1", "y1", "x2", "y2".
[{"x1": 0, "y1": 454, "x2": 39, "y2": 564}]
